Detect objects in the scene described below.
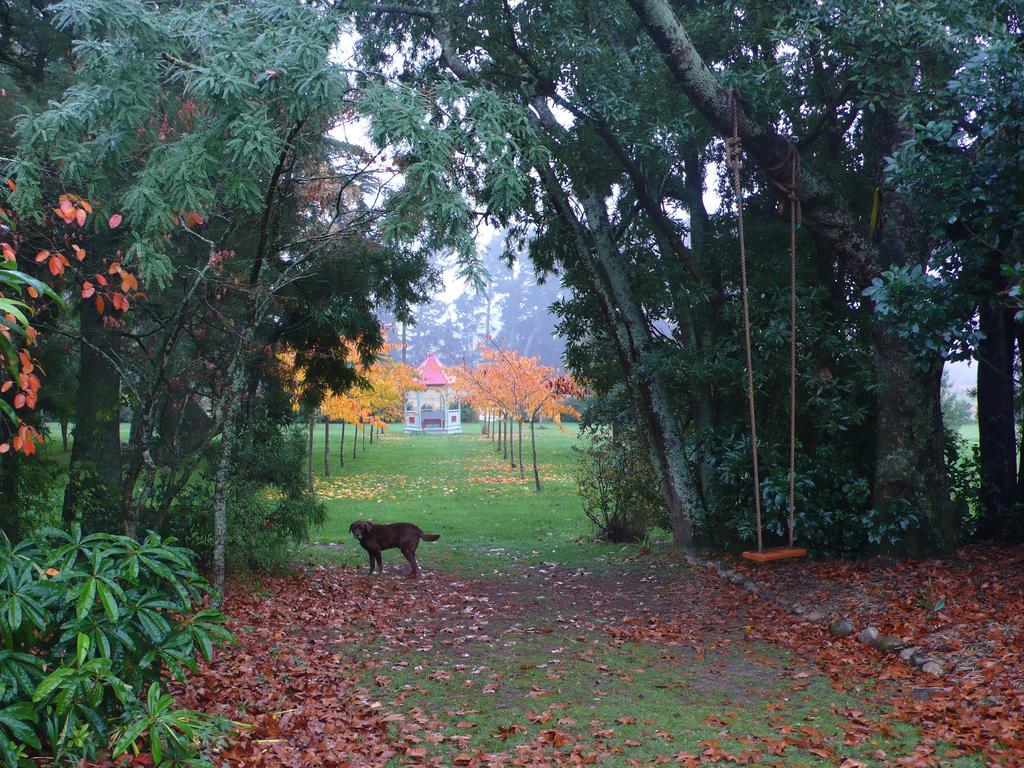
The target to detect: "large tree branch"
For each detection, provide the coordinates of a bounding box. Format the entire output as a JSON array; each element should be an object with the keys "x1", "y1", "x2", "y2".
[{"x1": 627, "y1": 0, "x2": 878, "y2": 287}]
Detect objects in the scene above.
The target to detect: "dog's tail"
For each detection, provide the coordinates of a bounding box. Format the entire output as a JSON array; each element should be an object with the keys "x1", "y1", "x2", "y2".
[{"x1": 420, "y1": 533, "x2": 441, "y2": 542}]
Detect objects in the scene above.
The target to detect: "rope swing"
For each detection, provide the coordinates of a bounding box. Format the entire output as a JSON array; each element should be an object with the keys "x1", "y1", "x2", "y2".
[{"x1": 726, "y1": 90, "x2": 807, "y2": 564}]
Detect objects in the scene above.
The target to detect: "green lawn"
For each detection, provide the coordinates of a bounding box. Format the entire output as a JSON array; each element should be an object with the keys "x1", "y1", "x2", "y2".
[
  {"x1": 958, "y1": 422, "x2": 979, "y2": 444},
  {"x1": 306, "y1": 421, "x2": 664, "y2": 574}
]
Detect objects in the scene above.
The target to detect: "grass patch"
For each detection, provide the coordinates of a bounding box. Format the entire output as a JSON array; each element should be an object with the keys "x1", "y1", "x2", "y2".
[
  {"x1": 307, "y1": 421, "x2": 669, "y2": 575},
  {"x1": 342, "y1": 623, "x2": 984, "y2": 767}
]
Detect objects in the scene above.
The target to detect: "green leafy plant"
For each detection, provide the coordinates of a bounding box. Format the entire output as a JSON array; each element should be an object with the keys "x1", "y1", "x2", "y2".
[
  {"x1": 916, "y1": 578, "x2": 947, "y2": 615},
  {"x1": 111, "y1": 683, "x2": 225, "y2": 767},
  {"x1": 0, "y1": 527, "x2": 232, "y2": 765},
  {"x1": 573, "y1": 425, "x2": 667, "y2": 543}
]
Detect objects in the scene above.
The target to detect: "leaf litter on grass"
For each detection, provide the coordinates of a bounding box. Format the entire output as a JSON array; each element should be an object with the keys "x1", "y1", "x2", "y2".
[{"x1": 166, "y1": 555, "x2": 1007, "y2": 768}]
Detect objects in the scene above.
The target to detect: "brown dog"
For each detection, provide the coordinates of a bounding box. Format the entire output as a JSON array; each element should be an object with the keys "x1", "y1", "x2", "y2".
[{"x1": 349, "y1": 520, "x2": 440, "y2": 577}]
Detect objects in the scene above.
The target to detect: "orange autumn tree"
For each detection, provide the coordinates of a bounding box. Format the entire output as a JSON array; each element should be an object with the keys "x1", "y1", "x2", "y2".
[
  {"x1": 454, "y1": 350, "x2": 519, "y2": 466},
  {"x1": 461, "y1": 343, "x2": 581, "y2": 490},
  {"x1": 341, "y1": 337, "x2": 420, "y2": 457},
  {"x1": 363, "y1": 343, "x2": 420, "y2": 425},
  {"x1": 321, "y1": 389, "x2": 360, "y2": 472}
]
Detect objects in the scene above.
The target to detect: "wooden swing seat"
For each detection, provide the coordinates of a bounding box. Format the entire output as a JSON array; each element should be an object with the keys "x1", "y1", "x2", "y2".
[{"x1": 741, "y1": 546, "x2": 807, "y2": 564}]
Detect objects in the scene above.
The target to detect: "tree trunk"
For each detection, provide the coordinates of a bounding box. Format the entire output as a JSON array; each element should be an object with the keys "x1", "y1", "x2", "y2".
[
  {"x1": 339, "y1": 421, "x2": 345, "y2": 468},
  {"x1": 352, "y1": 419, "x2": 358, "y2": 459},
  {"x1": 872, "y1": 333, "x2": 954, "y2": 553},
  {"x1": 510, "y1": 417, "x2": 517, "y2": 469},
  {"x1": 530, "y1": 158, "x2": 701, "y2": 545},
  {"x1": 306, "y1": 410, "x2": 314, "y2": 492},
  {"x1": 324, "y1": 417, "x2": 331, "y2": 477},
  {"x1": 63, "y1": 292, "x2": 124, "y2": 533},
  {"x1": 0, "y1": 450, "x2": 23, "y2": 542},
  {"x1": 581, "y1": 192, "x2": 701, "y2": 545},
  {"x1": 682, "y1": 151, "x2": 722, "y2": 510},
  {"x1": 627, "y1": 0, "x2": 876, "y2": 286},
  {"x1": 60, "y1": 418, "x2": 69, "y2": 452},
  {"x1": 976, "y1": 289, "x2": 1016, "y2": 538},
  {"x1": 433, "y1": 16, "x2": 700, "y2": 544},
  {"x1": 1016, "y1": 321, "x2": 1024, "y2": 528},
  {"x1": 370, "y1": 422, "x2": 374, "y2": 444},
  {"x1": 362, "y1": 422, "x2": 366, "y2": 451},
  {"x1": 518, "y1": 420, "x2": 524, "y2": 478},
  {"x1": 530, "y1": 419, "x2": 541, "y2": 491},
  {"x1": 211, "y1": 323, "x2": 255, "y2": 605}
]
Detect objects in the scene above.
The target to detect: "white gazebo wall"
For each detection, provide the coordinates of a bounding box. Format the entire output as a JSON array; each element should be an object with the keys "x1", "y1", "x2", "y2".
[{"x1": 404, "y1": 388, "x2": 462, "y2": 434}]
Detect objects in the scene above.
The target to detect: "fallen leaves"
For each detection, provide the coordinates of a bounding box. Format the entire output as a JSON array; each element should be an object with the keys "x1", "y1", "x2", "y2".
[
  {"x1": 153, "y1": 538, "x2": 1024, "y2": 768},
  {"x1": 725, "y1": 546, "x2": 1024, "y2": 765}
]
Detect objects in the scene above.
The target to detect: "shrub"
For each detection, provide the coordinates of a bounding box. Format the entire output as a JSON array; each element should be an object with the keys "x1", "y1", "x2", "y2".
[
  {"x1": 163, "y1": 422, "x2": 325, "y2": 572},
  {"x1": 573, "y1": 425, "x2": 667, "y2": 542},
  {"x1": 0, "y1": 527, "x2": 232, "y2": 766}
]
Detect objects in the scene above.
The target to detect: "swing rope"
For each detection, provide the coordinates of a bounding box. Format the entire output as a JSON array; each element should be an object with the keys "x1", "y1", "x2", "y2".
[
  {"x1": 726, "y1": 90, "x2": 763, "y2": 552},
  {"x1": 726, "y1": 89, "x2": 801, "y2": 552},
  {"x1": 785, "y1": 148, "x2": 800, "y2": 547}
]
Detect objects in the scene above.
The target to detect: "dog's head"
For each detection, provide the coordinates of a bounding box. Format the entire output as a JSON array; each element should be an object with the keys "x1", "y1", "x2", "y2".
[{"x1": 349, "y1": 520, "x2": 372, "y2": 541}]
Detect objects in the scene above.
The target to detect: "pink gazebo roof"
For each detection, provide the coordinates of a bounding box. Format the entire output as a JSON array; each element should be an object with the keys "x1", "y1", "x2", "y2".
[{"x1": 415, "y1": 354, "x2": 454, "y2": 387}]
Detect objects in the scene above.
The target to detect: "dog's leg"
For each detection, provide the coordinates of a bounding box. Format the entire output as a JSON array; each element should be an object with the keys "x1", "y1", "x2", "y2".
[
  {"x1": 401, "y1": 545, "x2": 419, "y2": 578},
  {"x1": 374, "y1": 550, "x2": 383, "y2": 574},
  {"x1": 367, "y1": 549, "x2": 377, "y2": 574}
]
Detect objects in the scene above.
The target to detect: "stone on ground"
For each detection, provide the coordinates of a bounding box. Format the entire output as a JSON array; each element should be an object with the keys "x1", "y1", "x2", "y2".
[{"x1": 828, "y1": 619, "x2": 855, "y2": 637}]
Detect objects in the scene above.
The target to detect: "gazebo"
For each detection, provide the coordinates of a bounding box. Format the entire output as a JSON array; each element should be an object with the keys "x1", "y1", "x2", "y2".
[{"x1": 404, "y1": 355, "x2": 462, "y2": 434}]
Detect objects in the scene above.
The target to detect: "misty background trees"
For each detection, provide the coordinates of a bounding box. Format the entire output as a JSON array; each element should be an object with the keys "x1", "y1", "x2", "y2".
[{"x1": 385, "y1": 232, "x2": 566, "y2": 369}]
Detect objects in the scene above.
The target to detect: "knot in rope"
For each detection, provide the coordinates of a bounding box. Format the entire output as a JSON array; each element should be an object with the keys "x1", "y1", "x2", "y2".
[{"x1": 725, "y1": 88, "x2": 744, "y2": 176}]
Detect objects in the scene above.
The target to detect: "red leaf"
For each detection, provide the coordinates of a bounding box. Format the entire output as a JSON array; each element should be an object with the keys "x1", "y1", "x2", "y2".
[
  {"x1": 81, "y1": 281, "x2": 95, "y2": 299},
  {"x1": 96, "y1": 295, "x2": 105, "y2": 314},
  {"x1": 108, "y1": 213, "x2": 123, "y2": 229}
]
